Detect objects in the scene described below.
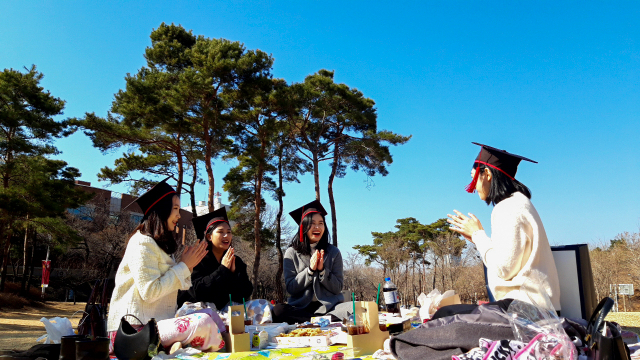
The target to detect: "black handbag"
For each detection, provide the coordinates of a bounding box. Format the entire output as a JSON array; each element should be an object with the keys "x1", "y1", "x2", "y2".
[
  {"x1": 585, "y1": 297, "x2": 631, "y2": 360},
  {"x1": 113, "y1": 314, "x2": 160, "y2": 360}
]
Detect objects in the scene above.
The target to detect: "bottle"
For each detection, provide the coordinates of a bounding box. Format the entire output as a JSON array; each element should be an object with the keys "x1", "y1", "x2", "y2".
[{"x1": 383, "y1": 277, "x2": 400, "y2": 314}]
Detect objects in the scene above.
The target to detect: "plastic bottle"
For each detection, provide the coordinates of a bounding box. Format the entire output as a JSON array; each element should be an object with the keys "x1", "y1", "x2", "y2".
[{"x1": 383, "y1": 277, "x2": 400, "y2": 314}]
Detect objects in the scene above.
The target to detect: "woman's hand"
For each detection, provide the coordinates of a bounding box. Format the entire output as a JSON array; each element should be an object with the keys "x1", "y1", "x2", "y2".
[
  {"x1": 447, "y1": 210, "x2": 484, "y2": 241},
  {"x1": 317, "y1": 250, "x2": 325, "y2": 271},
  {"x1": 309, "y1": 251, "x2": 318, "y2": 271},
  {"x1": 182, "y1": 240, "x2": 208, "y2": 272},
  {"x1": 230, "y1": 250, "x2": 236, "y2": 273},
  {"x1": 221, "y1": 247, "x2": 235, "y2": 271}
]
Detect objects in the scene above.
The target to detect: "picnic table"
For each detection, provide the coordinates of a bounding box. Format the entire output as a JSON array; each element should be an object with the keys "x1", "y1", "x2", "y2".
[{"x1": 182, "y1": 346, "x2": 377, "y2": 360}]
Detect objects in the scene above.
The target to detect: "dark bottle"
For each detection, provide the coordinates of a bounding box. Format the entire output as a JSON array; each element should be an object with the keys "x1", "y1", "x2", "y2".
[{"x1": 383, "y1": 277, "x2": 400, "y2": 314}]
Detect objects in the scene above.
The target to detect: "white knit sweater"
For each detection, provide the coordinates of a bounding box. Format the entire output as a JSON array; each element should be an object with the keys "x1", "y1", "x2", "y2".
[
  {"x1": 107, "y1": 231, "x2": 192, "y2": 332},
  {"x1": 472, "y1": 192, "x2": 561, "y2": 311}
]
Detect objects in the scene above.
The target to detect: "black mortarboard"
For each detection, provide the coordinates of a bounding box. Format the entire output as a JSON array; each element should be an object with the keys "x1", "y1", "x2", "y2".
[
  {"x1": 123, "y1": 177, "x2": 177, "y2": 217},
  {"x1": 289, "y1": 200, "x2": 328, "y2": 243},
  {"x1": 192, "y1": 207, "x2": 229, "y2": 240},
  {"x1": 466, "y1": 143, "x2": 537, "y2": 193}
]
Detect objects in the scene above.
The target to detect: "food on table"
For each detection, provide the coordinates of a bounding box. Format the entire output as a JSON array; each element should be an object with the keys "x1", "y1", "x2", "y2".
[{"x1": 277, "y1": 328, "x2": 326, "y2": 337}]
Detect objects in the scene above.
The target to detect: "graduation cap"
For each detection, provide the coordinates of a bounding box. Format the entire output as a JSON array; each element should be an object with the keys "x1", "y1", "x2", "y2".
[
  {"x1": 123, "y1": 177, "x2": 177, "y2": 218},
  {"x1": 465, "y1": 142, "x2": 537, "y2": 193},
  {"x1": 289, "y1": 200, "x2": 328, "y2": 243},
  {"x1": 192, "y1": 207, "x2": 229, "y2": 240}
]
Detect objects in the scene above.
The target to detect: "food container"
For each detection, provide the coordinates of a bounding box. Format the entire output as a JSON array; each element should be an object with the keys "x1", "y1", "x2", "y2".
[{"x1": 275, "y1": 329, "x2": 331, "y2": 347}]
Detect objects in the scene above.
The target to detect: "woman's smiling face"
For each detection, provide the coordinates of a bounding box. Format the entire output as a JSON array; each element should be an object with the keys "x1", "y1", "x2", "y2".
[
  {"x1": 306, "y1": 213, "x2": 325, "y2": 244},
  {"x1": 166, "y1": 195, "x2": 181, "y2": 231},
  {"x1": 209, "y1": 222, "x2": 232, "y2": 250}
]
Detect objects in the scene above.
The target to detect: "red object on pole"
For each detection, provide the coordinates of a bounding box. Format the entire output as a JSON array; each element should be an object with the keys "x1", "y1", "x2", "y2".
[{"x1": 41, "y1": 260, "x2": 51, "y2": 288}]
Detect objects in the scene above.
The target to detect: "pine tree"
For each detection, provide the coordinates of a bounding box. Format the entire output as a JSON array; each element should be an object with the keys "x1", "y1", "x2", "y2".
[
  {"x1": 0, "y1": 66, "x2": 90, "y2": 291},
  {"x1": 284, "y1": 70, "x2": 410, "y2": 246}
]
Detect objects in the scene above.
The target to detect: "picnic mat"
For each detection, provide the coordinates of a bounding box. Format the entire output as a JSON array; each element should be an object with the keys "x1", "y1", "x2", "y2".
[{"x1": 180, "y1": 346, "x2": 376, "y2": 360}]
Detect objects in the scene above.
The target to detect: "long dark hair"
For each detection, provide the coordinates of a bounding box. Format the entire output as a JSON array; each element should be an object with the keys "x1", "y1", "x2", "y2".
[
  {"x1": 128, "y1": 194, "x2": 178, "y2": 254},
  {"x1": 475, "y1": 164, "x2": 531, "y2": 206},
  {"x1": 290, "y1": 213, "x2": 330, "y2": 256}
]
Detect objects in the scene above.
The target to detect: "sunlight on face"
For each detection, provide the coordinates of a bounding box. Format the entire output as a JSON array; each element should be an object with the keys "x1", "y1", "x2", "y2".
[
  {"x1": 167, "y1": 195, "x2": 181, "y2": 231},
  {"x1": 471, "y1": 168, "x2": 491, "y2": 201},
  {"x1": 210, "y1": 222, "x2": 232, "y2": 250},
  {"x1": 306, "y1": 213, "x2": 325, "y2": 244}
]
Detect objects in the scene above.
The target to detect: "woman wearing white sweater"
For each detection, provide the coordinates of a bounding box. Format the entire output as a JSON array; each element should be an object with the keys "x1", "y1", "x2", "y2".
[
  {"x1": 444, "y1": 143, "x2": 560, "y2": 316},
  {"x1": 107, "y1": 179, "x2": 208, "y2": 353}
]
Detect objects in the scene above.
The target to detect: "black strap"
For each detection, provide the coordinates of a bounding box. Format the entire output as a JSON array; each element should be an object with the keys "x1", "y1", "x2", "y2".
[
  {"x1": 587, "y1": 297, "x2": 614, "y2": 342},
  {"x1": 122, "y1": 314, "x2": 144, "y2": 326}
]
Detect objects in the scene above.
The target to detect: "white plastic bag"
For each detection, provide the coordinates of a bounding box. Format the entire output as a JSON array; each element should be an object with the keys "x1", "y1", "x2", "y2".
[
  {"x1": 418, "y1": 289, "x2": 456, "y2": 321},
  {"x1": 506, "y1": 279, "x2": 577, "y2": 360},
  {"x1": 38, "y1": 317, "x2": 75, "y2": 344}
]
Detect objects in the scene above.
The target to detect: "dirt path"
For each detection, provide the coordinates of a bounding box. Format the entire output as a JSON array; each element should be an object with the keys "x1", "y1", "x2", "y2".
[{"x1": 0, "y1": 302, "x2": 85, "y2": 352}]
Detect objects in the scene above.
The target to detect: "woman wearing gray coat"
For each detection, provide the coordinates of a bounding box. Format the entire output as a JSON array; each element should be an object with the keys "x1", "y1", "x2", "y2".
[{"x1": 272, "y1": 200, "x2": 347, "y2": 324}]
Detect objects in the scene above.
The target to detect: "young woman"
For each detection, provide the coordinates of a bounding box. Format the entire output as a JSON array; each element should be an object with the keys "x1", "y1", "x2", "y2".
[
  {"x1": 106, "y1": 179, "x2": 210, "y2": 353},
  {"x1": 443, "y1": 143, "x2": 561, "y2": 317},
  {"x1": 177, "y1": 207, "x2": 253, "y2": 310},
  {"x1": 272, "y1": 200, "x2": 347, "y2": 324}
]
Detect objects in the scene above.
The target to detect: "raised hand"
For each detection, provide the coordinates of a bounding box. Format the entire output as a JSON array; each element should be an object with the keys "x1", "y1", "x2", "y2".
[
  {"x1": 221, "y1": 247, "x2": 235, "y2": 270},
  {"x1": 182, "y1": 240, "x2": 208, "y2": 271},
  {"x1": 230, "y1": 249, "x2": 236, "y2": 273},
  {"x1": 309, "y1": 251, "x2": 319, "y2": 271},
  {"x1": 317, "y1": 250, "x2": 325, "y2": 271},
  {"x1": 447, "y1": 210, "x2": 483, "y2": 241}
]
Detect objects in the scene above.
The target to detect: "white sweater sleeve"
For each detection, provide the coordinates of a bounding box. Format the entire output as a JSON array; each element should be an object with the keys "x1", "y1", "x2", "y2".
[
  {"x1": 472, "y1": 207, "x2": 530, "y2": 282},
  {"x1": 128, "y1": 237, "x2": 191, "y2": 302}
]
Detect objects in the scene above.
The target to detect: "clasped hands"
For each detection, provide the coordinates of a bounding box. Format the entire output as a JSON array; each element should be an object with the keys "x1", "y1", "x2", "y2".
[
  {"x1": 447, "y1": 210, "x2": 484, "y2": 242},
  {"x1": 309, "y1": 249, "x2": 325, "y2": 272},
  {"x1": 181, "y1": 240, "x2": 208, "y2": 272},
  {"x1": 221, "y1": 247, "x2": 237, "y2": 273}
]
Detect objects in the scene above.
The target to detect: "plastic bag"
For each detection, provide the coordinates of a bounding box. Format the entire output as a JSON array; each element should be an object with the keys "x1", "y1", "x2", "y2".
[
  {"x1": 175, "y1": 301, "x2": 218, "y2": 317},
  {"x1": 245, "y1": 299, "x2": 273, "y2": 324},
  {"x1": 506, "y1": 278, "x2": 577, "y2": 360},
  {"x1": 38, "y1": 317, "x2": 75, "y2": 344},
  {"x1": 417, "y1": 289, "x2": 455, "y2": 320}
]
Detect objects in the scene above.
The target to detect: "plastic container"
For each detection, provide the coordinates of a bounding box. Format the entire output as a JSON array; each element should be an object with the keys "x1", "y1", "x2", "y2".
[
  {"x1": 378, "y1": 318, "x2": 388, "y2": 332},
  {"x1": 383, "y1": 277, "x2": 400, "y2": 314}
]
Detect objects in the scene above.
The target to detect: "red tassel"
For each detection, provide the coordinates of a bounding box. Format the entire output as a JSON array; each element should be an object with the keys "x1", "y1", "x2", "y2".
[{"x1": 465, "y1": 166, "x2": 481, "y2": 193}]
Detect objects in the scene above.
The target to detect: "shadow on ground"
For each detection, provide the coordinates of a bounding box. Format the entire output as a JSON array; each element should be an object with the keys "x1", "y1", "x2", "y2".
[{"x1": 0, "y1": 302, "x2": 84, "y2": 352}]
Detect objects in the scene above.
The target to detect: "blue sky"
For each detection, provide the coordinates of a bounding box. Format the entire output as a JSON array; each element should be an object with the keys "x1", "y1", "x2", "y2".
[{"x1": 2, "y1": 1, "x2": 639, "y2": 254}]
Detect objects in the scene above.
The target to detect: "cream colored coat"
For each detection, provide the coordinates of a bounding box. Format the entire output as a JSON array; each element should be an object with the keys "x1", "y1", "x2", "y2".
[
  {"x1": 472, "y1": 192, "x2": 561, "y2": 311},
  {"x1": 107, "y1": 231, "x2": 191, "y2": 332}
]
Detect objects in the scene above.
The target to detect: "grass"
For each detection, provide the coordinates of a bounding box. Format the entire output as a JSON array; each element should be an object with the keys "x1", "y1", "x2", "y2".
[{"x1": 0, "y1": 282, "x2": 47, "y2": 310}]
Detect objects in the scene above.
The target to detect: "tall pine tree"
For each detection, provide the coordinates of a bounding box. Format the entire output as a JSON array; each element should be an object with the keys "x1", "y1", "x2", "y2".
[{"x1": 0, "y1": 66, "x2": 90, "y2": 291}]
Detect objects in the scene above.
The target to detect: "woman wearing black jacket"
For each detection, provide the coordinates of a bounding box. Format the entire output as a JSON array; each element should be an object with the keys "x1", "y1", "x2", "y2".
[{"x1": 178, "y1": 207, "x2": 253, "y2": 310}]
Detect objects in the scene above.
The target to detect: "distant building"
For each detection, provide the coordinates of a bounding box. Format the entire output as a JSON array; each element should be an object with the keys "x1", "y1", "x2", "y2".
[
  {"x1": 181, "y1": 195, "x2": 236, "y2": 228},
  {"x1": 74, "y1": 180, "x2": 194, "y2": 228}
]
